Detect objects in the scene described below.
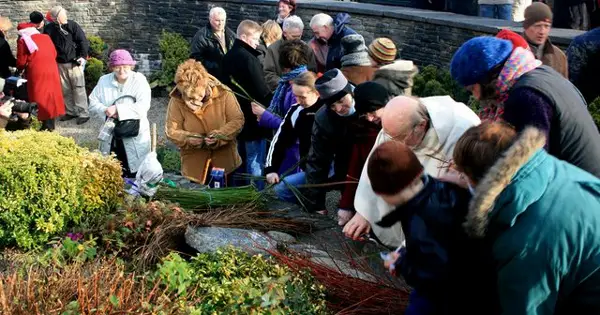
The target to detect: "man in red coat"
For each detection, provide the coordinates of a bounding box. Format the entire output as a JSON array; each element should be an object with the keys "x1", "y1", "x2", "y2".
[{"x1": 16, "y1": 22, "x2": 65, "y2": 131}]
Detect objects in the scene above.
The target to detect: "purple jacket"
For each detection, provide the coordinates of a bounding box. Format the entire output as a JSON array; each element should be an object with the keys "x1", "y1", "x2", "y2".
[{"x1": 259, "y1": 88, "x2": 301, "y2": 175}]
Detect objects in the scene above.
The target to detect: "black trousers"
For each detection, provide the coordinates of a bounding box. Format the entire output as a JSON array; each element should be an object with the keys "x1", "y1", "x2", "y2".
[
  {"x1": 111, "y1": 137, "x2": 137, "y2": 178},
  {"x1": 40, "y1": 119, "x2": 55, "y2": 131}
]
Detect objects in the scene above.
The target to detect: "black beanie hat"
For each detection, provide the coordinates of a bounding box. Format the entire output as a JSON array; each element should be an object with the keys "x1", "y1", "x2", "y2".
[
  {"x1": 29, "y1": 11, "x2": 44, "y2": 24},
  {"x1": 354, "y1": 81, "x2": 392, "y2": 115}
]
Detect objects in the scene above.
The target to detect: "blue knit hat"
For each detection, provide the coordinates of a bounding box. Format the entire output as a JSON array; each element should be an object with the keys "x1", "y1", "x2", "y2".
[{"x1": 450, "y1": 37, "x2": 513, "y2": 87}]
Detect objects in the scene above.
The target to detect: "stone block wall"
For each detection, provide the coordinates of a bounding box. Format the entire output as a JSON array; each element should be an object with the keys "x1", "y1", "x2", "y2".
[{"x1": 0, "y1": 0, "x2": 583, "y2": 75}]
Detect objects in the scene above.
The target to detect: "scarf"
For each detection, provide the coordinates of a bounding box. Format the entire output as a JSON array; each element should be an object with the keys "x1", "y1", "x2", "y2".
[
  {"x1": 267, "y1": 65, "x2": 307, "y2": 117},
  {"x1": 480, "y1": 47, "x2": 541, "y2": 122},
  {"x1": 17, "y1": 26, "x2": 39, "y2": 53}
]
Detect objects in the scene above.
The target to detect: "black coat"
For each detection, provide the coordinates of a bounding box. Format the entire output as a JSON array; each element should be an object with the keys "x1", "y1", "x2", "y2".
[
  {"x1": 44, "y1": 20, "x2": 89, "y2": 63},
  {"x1": 304, "y1": 105, "x2": 360, "y2": 212},
  {"x1": 0, "y1": 33, "x2": 16, "y2": 79},
  {"x1": 189, "y1": 24, "x2": 235, "y2": 81},
  {"x1": 377, "y1": 175, "x2": 496, "y2": 315},
  {"x1": 222, "y1": 39, "x2": 273, "y2": 141}
]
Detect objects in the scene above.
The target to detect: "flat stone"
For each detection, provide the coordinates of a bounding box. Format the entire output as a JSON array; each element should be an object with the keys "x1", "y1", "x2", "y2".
[
  {"x1": 267, "y1": 231, "x2": 296, "y2": 243},
  {"x1": 185, "y1": 226, "x2": 275, "y2": 256}
]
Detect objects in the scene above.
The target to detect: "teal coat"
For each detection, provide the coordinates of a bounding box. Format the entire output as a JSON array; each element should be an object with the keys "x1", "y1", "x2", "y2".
[{"x1": 465, "y1": 128, "x2": 600, "y2": 315}]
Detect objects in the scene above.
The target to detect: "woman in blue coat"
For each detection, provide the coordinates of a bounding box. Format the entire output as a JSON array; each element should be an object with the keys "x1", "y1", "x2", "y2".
[{"x1": 453, "y1": 122, "x2": 600, "y2": 315}]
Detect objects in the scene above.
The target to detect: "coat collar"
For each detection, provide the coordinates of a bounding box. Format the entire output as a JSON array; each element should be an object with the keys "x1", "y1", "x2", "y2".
[
  {"x1": 232, "y1": 38, "x2": 261, "y2": 57},
  {"x1": 464, "y1": 127, "x2": 547, "y2": 238}
]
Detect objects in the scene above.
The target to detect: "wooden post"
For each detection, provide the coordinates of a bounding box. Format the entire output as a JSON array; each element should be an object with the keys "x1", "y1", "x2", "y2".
[{"x1": 151, "y1": 122, "x2": 157, "y2": 152}]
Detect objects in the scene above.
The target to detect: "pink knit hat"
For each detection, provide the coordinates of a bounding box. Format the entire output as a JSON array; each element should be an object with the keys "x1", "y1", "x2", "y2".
[{"x1": 109, "y1": 49, "x2": 136, "y2": 67}]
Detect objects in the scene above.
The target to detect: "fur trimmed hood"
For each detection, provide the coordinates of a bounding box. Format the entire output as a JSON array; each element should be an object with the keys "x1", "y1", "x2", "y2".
[{"x1": 464, "y1": 127, "x2": 546, "y2": 238}]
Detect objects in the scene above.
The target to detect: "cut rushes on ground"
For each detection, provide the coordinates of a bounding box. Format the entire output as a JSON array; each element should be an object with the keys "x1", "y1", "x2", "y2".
[{"x1": 153, "y1": 185, "x2": 264, "y2": 209}]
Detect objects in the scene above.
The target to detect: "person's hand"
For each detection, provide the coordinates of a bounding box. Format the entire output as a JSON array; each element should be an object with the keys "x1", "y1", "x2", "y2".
[
  {"x1": 343, "y1": 212, "x2": 371, "y2": 240},
  {"x1": 188, "y1": 137, "x2": 204, "y2": 147},
  {"x1": 251, "y1": 102, "x2": 265, "y2": 119},
  {"x1": 382, "y1": 251, "x2": 401, "y2": 272},
  {"x1": 0, "y1": 101, "x2": 13, "y2": 119},
  {"x1": 266, "y1": 172, "x2": 280, "y2": 184},
  {"x1": 105, "y1": 105, "x2": 118, "y2": 118},
  {"x1": 16, "y1": 112, "x2": 29, "y2": 120},
  {"x1": 205, "y1": 135, "x2": 217, "y2": 145},
  {"x1": 438, "y1": 169, "x2": 469, "y2": 189}
]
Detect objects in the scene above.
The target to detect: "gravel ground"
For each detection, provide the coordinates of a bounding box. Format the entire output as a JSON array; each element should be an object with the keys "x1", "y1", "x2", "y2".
[{"x1": 55, "y1": 97, "x2": 170, "y2": 149}]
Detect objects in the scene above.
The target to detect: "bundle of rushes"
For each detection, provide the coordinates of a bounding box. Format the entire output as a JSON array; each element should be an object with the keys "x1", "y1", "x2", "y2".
[
  {"x1": 153, "y1": 185, "x2": 263, "y2": 209},
  {"x1": 269, "y1": 247, "x2": 410, "y2": 315},
  {"x1": 136, "y1": 205, "x2": 314, "y2": 270}
]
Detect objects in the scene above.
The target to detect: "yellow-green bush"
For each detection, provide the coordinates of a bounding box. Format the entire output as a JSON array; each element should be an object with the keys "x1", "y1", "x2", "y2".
[{"x1": 0, "y1": 131, "x2": 123, "y2": 249}]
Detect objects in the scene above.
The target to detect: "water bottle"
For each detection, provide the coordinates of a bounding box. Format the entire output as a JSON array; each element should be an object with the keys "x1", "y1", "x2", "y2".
[{"x1": 98, "y1": 117, "x2": 115, "y2": 142}]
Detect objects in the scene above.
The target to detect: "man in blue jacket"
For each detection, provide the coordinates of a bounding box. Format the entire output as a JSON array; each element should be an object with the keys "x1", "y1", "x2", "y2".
[{"x1": 309, "y1": 13, "x2": 357, "y2": 71}]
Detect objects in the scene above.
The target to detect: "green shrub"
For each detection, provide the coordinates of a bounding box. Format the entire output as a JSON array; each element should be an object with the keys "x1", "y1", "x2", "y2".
[
  {"x1": 0, "y1": 131, "x2": 123, "y2": 249},
  {"x1": 589, "y1": 97, "x2": 600, "y2": 131},
  {"x1": 413, "y1": 65, "x2": 470, "y2": 104},
  {"x1": 156, "y1": 145, "x2": 181, "y2": 172},
  {"x1": 85, "y1": 57, "x2": 106, "y2": 95},
  {"x1": 156, "y1": 248, "x2": 328, "y2": 314},
  {"x1": 87, "y1": 35, "x2": 108, "y2": 59},
  {"x1": 151, "y1": 30, "x2": 190, "y2": 91}
]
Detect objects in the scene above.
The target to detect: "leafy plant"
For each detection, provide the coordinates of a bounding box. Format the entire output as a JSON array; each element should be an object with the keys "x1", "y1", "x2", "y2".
[
  {"x1": 0, "y1": 131, "x2": 123, "y2": 249},
  {"x1": 88, "y1": 35, "x2": 108, "y2": 59},
  {"x1": 413, "y1": 65, "x2": 470, "y2": 104},
  {"x1": 156, "y1": 144, "x2": 181, "y2": 171},
  {"x1": 85, "y1": 57, "x2": 106, "y2": 95},
  {"x1": 38, "y1": 236, "x2": 98, "y2": 267},
  {"x1": 150, "y1": 30, "x2": 190, "y2": 91}
]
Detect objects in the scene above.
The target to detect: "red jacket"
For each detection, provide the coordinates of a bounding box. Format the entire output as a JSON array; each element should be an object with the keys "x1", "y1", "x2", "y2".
[
  {"x1": 338, "y1": 122, "x2": 380, "y2": 211},
  {"x1": 16, "y1": 25, "x2": 65, "y2": 120}
]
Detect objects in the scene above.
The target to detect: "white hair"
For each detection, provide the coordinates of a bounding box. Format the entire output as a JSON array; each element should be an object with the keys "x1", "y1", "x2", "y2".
[
  {"x1": 282, "y1": 15, "x2": 304, "y2": 31},
  {"x1": 310, "y1": 13, "x2": 333, "y2": 28},
  {"x1": 209, "y1": 7, "x2": 226, "y2": 19}
]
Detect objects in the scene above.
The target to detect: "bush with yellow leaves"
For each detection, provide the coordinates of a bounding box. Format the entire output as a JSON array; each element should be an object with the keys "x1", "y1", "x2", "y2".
[{"x1": 0, "y1": 130, "x2": 123, "y2": 249}]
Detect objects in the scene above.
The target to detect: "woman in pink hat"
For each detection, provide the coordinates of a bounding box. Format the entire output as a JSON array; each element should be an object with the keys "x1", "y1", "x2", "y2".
[{"x1": 89, "y1": 49, "x2": 152, "y2": 178}]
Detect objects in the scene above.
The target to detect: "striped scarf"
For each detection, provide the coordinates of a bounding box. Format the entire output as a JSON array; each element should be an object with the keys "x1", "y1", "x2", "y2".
[{"x1": 267, "y1": 65, "x2": 307, "y2": 117}]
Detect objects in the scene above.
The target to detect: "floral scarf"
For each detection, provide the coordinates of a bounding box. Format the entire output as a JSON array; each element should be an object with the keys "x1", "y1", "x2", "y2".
[{"x1": 480, "y1": 47, "x2": 542, "y2": 122}]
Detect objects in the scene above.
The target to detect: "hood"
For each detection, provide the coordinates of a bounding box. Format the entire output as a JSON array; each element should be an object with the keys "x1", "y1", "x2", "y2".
[
  {"x1": 333, "y1": 13, "x2": 351, "y2": 36},
  {"x1": 464, "y1": 127, "x2": 546, "y2": 238},
  {"x1": 373, "y1": 60, "x2": 419, "y2": 90}
]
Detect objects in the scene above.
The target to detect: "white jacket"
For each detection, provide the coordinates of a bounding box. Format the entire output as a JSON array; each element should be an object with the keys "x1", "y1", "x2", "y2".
[
  {"x1": 353, "y1": 96, "x2": 481, "y2": 248},
  {"x1": 89, "y1": 72, "x2": 152, "y2": 173}
]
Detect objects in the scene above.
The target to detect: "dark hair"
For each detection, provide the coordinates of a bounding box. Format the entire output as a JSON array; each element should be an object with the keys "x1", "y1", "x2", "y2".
[
  {"x1": 367, "y1": 141, "x2": 424, "y2": 195},
  {"x1": 453, "y1": 121, "x2": 517, "y2": 182},
  {"x1": 478, "y1": 61, "x2": 505, "y2": 100},
  {"x1": 279, "y1": 39, "x2": 309, "y2": 70}
]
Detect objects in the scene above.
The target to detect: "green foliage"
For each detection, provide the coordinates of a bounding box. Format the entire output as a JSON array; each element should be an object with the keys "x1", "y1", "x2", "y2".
[
  {"x1": 0, "y1": 131, "x2": 123, "y2": 249},
  {"x1": 151, "y1": 30, "x2": 190, "y2": 91},
  {"x1": 589, "y1": 97, "x2": 600, "y2": 131},
  {"x1": 38, "y1": 236, "x2": 98, "y2": 267},
  {"x1": 413, "y1": 65, "x2": 470, "y2": 103},
  {"x1": 85, "y1": 57, "x2": 106, "y2": 95},
  {"x1": 156, "y1": 248, "x2": 328, "y2": 314},
  {"x1": 87, "y1": 35, "x2": 108, "y2": 59},
  {"x1": 156, "y1": 145, "x2": 181, "y2": 172}
]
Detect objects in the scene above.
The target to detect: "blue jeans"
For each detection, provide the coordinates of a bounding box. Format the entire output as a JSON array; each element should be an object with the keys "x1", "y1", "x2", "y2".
[
  {"x1": 405, "y1": 290, "x2": 436, "y2": 315},
  {"x1": 274, "y1": 171, "x2": 306, "y2": 203},
  {"x1": 239, "y1": 139, "x2": 266, "y2": 190},
  {"x1": 479, "y1": 4, "x2": 513, "y2": 21}
]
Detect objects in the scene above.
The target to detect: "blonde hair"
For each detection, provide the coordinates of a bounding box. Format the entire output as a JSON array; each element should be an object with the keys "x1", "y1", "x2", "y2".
[
  {"x1": 0, "y1": 17, "x2": 12, "y2": 32},
  {"x1": 174, "y1": 59, "x2": 210, "y2": 99},
  {"x1": 291, "y1": 71, "x2": 317, "y2": 91},
  {"x1": 236, "y1": 20, "x2": 262, "y2": 38},
  {"x1": 261, "y1": 20, "x2": 282, "y2": 45}
]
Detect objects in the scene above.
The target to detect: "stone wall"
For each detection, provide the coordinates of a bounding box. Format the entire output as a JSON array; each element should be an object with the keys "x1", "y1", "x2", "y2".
[{"x1": 0, "y1": 0, "x2": 584, "y2": 75}]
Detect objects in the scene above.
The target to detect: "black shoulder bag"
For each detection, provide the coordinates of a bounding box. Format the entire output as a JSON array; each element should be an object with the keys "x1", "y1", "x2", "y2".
[{"x1": 112, "y1": 95, "x2": 140, "y2": 138}]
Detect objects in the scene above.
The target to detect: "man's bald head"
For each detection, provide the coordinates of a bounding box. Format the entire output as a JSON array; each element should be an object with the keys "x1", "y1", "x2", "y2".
[{"x1": 382, "y1": 96, "x2": 429, "y2": 147}]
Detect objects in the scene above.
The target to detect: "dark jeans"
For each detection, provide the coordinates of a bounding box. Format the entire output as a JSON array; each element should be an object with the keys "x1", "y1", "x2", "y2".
[{"x1": 570, "y1": 2, "x2": 590, "y2": 30}]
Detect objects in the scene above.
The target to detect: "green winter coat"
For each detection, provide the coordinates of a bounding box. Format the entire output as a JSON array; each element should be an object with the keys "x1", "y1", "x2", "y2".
[{"x1": 465, "y1": 127, "x2": 600, "y2": 315}]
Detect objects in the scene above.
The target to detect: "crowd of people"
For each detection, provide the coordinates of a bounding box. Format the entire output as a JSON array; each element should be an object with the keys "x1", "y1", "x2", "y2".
[{"x1": 1, "y1": 1, "x2": 600, "y2": 314}]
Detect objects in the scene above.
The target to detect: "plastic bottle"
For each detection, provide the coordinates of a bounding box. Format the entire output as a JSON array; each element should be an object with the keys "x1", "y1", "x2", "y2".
[{"x1": 98, "y1": 117, "x2": 116, "y2": 142}]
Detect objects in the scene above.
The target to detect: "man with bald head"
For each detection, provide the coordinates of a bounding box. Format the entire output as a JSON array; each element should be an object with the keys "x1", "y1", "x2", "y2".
[{"x1": 343, "y1": 95, "x2": 480, "y2": 248}]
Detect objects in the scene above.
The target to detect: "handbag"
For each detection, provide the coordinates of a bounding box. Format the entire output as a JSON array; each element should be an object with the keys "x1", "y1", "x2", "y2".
[{"x1": 111, "y1": 95, "x2": 140, "y2": 139}]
